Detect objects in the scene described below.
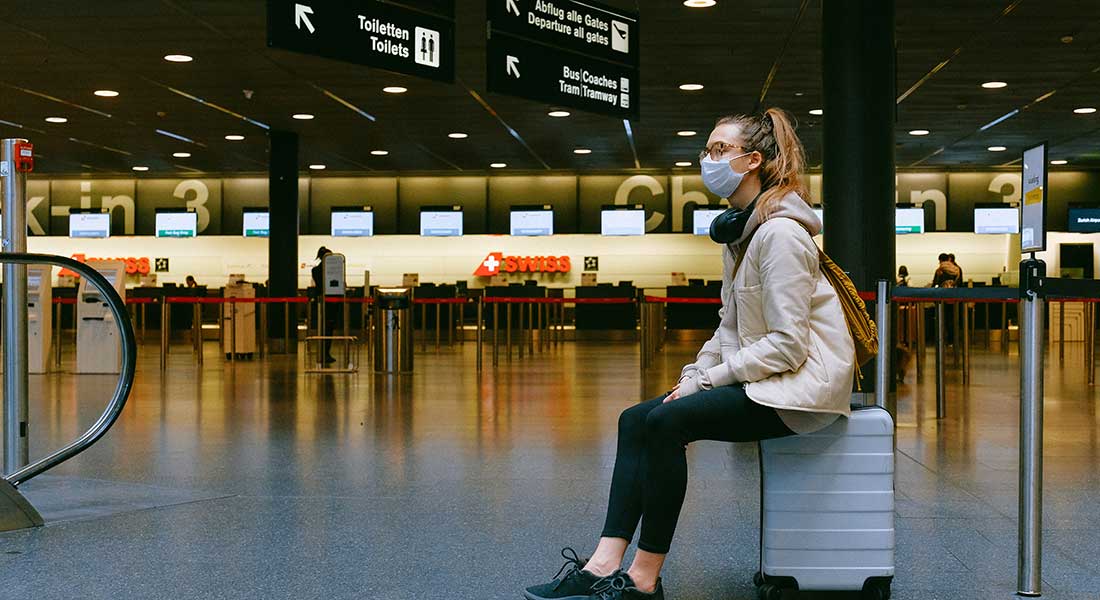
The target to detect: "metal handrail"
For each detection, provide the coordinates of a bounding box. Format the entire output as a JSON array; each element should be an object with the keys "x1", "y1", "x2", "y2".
[{"x1": 1, "y1": 253, "x2": 137, "y2": 486}]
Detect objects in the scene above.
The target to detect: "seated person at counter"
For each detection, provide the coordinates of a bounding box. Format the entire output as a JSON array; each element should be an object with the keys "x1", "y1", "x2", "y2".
[
  {"x1": 931, "y1": 253, "x2": 961, "y2": 288},
  {"x1": 185, "y1": 275, "x2": 198, "y2": 288},
  {"x1": 524, "y1": 108, "x2": 856, "y2": 600}
]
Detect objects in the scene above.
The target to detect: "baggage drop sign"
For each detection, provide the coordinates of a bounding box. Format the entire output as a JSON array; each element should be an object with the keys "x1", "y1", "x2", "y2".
[
  {"x1": 486, "y1": 0, "x2": 640, "y2": 119},
  {"x1": 1021, "y1": 143, "x2": 1047, "y2": 253},
  {"x1": 267, "y1": 0, "x2": 455, "y2": 83}
]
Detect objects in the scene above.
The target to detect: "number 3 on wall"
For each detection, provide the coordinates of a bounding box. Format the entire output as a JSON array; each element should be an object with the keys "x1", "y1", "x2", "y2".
[{"x1": 173, "y1": 180, "x2": 210, "y2": 233}]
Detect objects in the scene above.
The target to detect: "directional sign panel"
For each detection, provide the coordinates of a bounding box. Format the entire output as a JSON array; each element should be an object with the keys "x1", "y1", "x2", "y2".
[
  {"x1": 488, "y1": 0, "x2": 638, "y2": 67},
  {"x1": 267, "y1": 0, "x2": 455, "y2": 83},
  {"x1": 1021, "y1": 143, "x2": 1047, "y2": 253},
  {"x1": 488, "y1": 33, "x2": 638, "y2": 119}
]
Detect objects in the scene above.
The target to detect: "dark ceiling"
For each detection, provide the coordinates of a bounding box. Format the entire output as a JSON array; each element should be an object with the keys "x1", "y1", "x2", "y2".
[{"x1": 0, "y1": 0, "x2": 1098, "y2": 174}]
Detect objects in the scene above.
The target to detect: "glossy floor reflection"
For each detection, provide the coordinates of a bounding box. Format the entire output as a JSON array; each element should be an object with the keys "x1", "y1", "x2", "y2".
[{"x1": 2, "y1": 338, "x2": 1099, "y2": 599}]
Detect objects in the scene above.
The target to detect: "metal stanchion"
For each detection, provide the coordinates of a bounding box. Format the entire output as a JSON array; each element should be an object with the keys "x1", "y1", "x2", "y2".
[
  {"x1": 874, "y1": 281, "x2": 891, "y2": 411},
  {"x1": 1017, "y1": 258, "x2": 1044, "y2": 597},
  {"x1": 916, "y1": 302, "x2": 925, "y2": 383},
  {"x1": 492, "y1": 302, "x2": 499, "y2": 367},
  {"x1": 506, "y1": 303, "x2": 513, "y2": 361},
  {"x1": 193, "y1": 302, "x2": 203, "y2": 365},
  {"x1": 1002, "y1": 300, "x2": 1010, "y2": 355},
  {"x1": 983, "y1": 303, "x2": 991, "y2": 351},
  {"x1": 952, "y1": 301, "x2": 961, "y2": 366},
  {"x1": 640, "y1": 299, "x2": 649, "y2": 370},
  {"x1": 435, "y1": 303, "x2": 441, "y2": 350},
  {"x1": 54, "y1": 301, "x2": 63, "y2": 369},
  {"x1": 476, "y1": 298, "x2": 483, "y2": 372},
  {"x1": 258, "y1": 302, "x2": 267, "y2": 360},
  {"x1": 1058, "y1": 300, "x2": 1065, "y2": 363},
  {"x1": 936, "y1": 301, "x2": 946, "y2": 419},
  {"x1": 160, "y1": 300, "x2": 169, "y2": 371},
  {"x1": 284, "y1": 300, "x2": 291, "y2": 354},
  {"x1": 420, "y1": 303, "x2": 428, "y2": 351},
  {"x1": 229, "y1": 300, "x2": 237, "y2": 363},
  {"x1": 962, "y1": 302, "x2": 971, "y2": 384},
  {"x1": 1087, "y1": 302, "x2": 1095, "y2": 387},
  {"x1": 527, "y1": 303, "x2": 534, "y2": 355},
  {"x1": 447, "y1": 302, "x2": 453, "y2": 346}
]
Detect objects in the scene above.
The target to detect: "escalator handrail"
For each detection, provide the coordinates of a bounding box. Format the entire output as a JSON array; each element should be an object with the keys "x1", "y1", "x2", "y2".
[{"x1": 0, "y1": 253, "x2": 137, "y2": 486}]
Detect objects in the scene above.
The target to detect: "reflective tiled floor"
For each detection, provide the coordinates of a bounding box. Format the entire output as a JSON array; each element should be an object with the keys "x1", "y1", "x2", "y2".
[{"x1": 2, "y1": 337, "x2": 1099, "y2": 599}]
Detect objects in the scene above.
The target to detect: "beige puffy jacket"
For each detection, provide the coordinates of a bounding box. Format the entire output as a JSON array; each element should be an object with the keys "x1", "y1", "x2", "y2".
[{"x1": 678, "y1": 192, "x2": 855, "y2": 432}]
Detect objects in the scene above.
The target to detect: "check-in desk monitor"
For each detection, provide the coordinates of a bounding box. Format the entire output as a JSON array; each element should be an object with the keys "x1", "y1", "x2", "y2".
[
  {"x1": 1068, "y1": 206, "x2": 1100, "y2": 233},
  {"x1": 974, "y1": 205, "x2": 1020, "y2": 234},
  {"x1": 895, "y1": 207, "x2": 925, "y2": 234},
  {"x1": 510, "y1": 205, "x2": 554, "y2": 236},
  {"x1": 420, "y1": 206, "x2": 463, "y2": 237},
  {"x1": 76, "y1": 260, "x2": 126, "y2": 374},
  {"x1": 69, "y1": 209, "x2": 111, "y2": 238},
  {"x1": 155, "y1": 209, "x2": 198, "y2": 238},
  {"x1": 242, "y1": 208, "x2": 270, "y2": 237},
  {"x1": 691, "y1": 206, "x2": 726, "y2": 235},
  {"x1": 331, "y1": 207, "x2": 374, "y2": 237},
  {"x1": 601, "y1": 205, "x2": 646, "y2": 236},
  {"x1": 27, "y1": 266, "x2": 53, "y2": 373}
]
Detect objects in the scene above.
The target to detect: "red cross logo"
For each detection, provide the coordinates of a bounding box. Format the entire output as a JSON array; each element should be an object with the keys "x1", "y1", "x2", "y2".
[{"x1": 473, "y1": 252, "x2": 503, "y2": 276}]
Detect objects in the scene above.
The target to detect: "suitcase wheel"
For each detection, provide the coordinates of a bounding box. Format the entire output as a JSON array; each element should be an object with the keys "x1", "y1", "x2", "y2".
[
  {"x1": 756, "y1": 583, "x2": 782, "y2": 600},
  {"x1": 862, "y1": 577, "x2": 892, "y2": 600}
]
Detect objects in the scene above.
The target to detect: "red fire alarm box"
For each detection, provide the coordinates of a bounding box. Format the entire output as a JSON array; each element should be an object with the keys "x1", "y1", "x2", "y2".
[{"x1": 14, "y1": 141, "x2": 33, "y2": 172}]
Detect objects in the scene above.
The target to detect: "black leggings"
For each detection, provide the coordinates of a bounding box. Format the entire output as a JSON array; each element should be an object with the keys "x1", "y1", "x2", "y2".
[{"x1": 600, "y1": 384, "x2": 794, "y2": 554}]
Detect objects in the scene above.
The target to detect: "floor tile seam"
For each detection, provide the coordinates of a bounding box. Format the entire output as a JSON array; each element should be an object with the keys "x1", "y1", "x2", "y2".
[
  {"x1": 894, "y1": 446, "x2": 995, "y2": 508},
  {"x1": 35, "y1": 493, "x2": 241, "y2": 529}
]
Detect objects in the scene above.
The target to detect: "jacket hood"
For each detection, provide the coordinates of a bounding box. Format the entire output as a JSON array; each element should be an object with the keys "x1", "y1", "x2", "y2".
[{"x1": 733, "y1": 191, "x2": 820, "y2": 245}]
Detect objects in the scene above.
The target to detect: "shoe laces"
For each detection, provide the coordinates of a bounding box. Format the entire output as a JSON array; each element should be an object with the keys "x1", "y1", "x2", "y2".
[
  {"x1": 590, "y1": 573, "x2": 630, "y2": 599},
  {"x1": 551, "y1": 547, "x2": 588, "y2": 591}
]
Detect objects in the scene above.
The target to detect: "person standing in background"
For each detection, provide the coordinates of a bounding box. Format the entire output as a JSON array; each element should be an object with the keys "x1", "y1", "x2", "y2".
[
  {"x1": 896, "y1": 266, "x2": 910, "y2": 287},
  {"x1": 932, "y1": 253, "x2": 961, "y2": 288},
  {"x1": 311, "y1": 246, "x2": 339, "y2": 364},
  {"x1": 185, "y1": 275, "x2": 198, "y2": 288},
  {"x1": 948, "y1": 253, "x2": 964, "y2": 285}
]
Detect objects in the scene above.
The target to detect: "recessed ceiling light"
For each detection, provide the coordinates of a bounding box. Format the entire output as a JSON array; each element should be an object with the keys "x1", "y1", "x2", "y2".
[
  {"x1": 309, "y1": 164, "x2": 326, "y2": 170},
  {"x1": 370, "y1": 150, "x2": 389, "y2": 156},
  {"x1": 224, "y1": 134, "x2": 245, "y2": 141},
  {"x1": 808, "y1": 108, "x2": 823, "y2": 116},
  {"x1": 1050, "y1": 159, "x2": 1068, "y2": 165},
  {"x1": 679, "y1": 83, "x2": 704, "y2": 91},
  {"x1": 382, "y1": 86, "x2": 408, "y2": 94},
  {"x1": 44, "y1": 117, "x2": 68, "y2": 123},
  {"x1": 172, "y1": 152, "x2": 191, "y2": 158},
  {"x1": 987, "y1": 145, "x2": 1007, "y2": 152},
  {"x1": 164, "y1": 54, "x2": 193, "y2": 63},
  {"x1": 292, "y1": 113, "x2": 315, "y2": 120},
  {"x1": 448, "y1": 132, "x2": 468, "y2": 139},
  {"x1": 490, "y1": 162, "x2": 507, "y2": 168},
  {"x1": 1073, "y1": 107, "x2": 1097, "y2": 114},
  {"x1": 794, "y1": 92, "x2": 804, "y2": 97},
  {"x1": 94, "y1": 90, "x2": 119, "y2": 98},
  {"x1": 683, "y1": 0, "x2": 717, "y2": 6},
  {"x1": 548, "y1": 110, "x2": 571, "y2": 118},
  {"x1": 574, "y1": 148, "x2": 592, "y2": 154},
  {"x1": 908, "y1": 129, "x2": 930, "y2": 136},
  {"x1": 675, "y1": 161, "x2": 693, "y2": 167},
  {"x1": 677, "y1": 130, "x2": 697, "y2": 137},
  {"x1": 981, "y1": 81, "x2": 1007, "y2": 89},
  {"x1": 131, "y1": 166, "x2": 149, "y2": 172}
]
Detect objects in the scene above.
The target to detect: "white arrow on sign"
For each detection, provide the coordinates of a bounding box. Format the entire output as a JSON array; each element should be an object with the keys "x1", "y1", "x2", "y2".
[
  {"x1": 506, "y1": 55, "x2": 520, "y2": 78},
  {"x1": 295, "y1": 3, "x2": 315, "y2": 34},
  {"x1": 505, "y1": 0, "x2": 521, "y2": 17}
]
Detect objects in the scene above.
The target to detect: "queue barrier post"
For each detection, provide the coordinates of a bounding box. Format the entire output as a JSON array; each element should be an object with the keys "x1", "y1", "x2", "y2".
[
  {"x1": 916, "y1": 302, "x2": 926, "y2": 383},
  {"x1": 258, "y1": 302, "x2": 267, "y2": 360},
  {"x1": 1088, "y1": 302, "x2": 1096, "y2": 386},
  {"x1": 1058, "y1": 300, "x2": 1065, "y2": 363},
  {"x1": 1017, "y1": 259, "x2": 1045, "y2": 597},
  {"x1": 476, "y1": 298, "x2": 483, "y2": 373},
  {"x1": 53, "y1": 301, "x2": 63, "y2": 370},
  {"x1": 874, "y1": 281, "x2": 891, "y2": 411},
  {"x1": 962, "y1": 301, "x2": 971, "y2": 384},
  {"x1": 935, "y1": 301, "x2": 946, "y2": 419},
  {"x1": 193, "y1": 302, "x2": 203, "y2": 365},
  {"x1": 160, "y1": 300, "x2": 169, "y2": 371},
  {"x1": 492, "y1": 302, "x2": 499, "y2": 367}
]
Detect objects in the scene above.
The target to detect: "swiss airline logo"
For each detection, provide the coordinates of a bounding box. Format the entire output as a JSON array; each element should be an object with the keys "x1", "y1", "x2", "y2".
[{"x1": 474, "y1": 252, "x2": 571, "y2": 276}]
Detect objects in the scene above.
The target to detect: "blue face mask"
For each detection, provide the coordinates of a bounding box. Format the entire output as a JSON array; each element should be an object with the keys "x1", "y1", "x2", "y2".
[{"x1": 700, "y1": 152, "x2": 751, "y2": 199}]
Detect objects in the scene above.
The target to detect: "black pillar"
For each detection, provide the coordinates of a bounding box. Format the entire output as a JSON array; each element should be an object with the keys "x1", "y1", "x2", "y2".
[
  {"x1": 822, "y1": 0, "x2": 895, "y2": 399},
  {"x1": 268, "y1": 130, "x2": 299, "y2": 353}
]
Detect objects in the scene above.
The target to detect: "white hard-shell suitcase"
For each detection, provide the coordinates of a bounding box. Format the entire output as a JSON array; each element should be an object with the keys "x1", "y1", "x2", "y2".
[{"x1": 755, "y1": 406, "x2": 895, "y2": 600}]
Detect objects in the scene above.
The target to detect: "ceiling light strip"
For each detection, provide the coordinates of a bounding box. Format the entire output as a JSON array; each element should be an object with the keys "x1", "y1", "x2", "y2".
[
  {"x1": 979, "y1": 109, "x2": 1020, "y2": 131},
  {"x1": 156, "y1": 128, "x2": 207, "y2": 147},
  {"x1": 416, "y1": 143, "x2": 464, "y2": 171},
  {"x1": 66, "y1": 137, "x2": 132, "y2": 156},
  {"x1": 998, "y1": 158, "x2": 1023, "y2": 168},
  {"x1": 0, "y1": 118, "x2": 47, "y2": 135},
  {"x1": 0, "y1": 82, "x2": 116, "y2": 119},
  {"x1": 907, "y1": 146, "x2": 944, "y2": 168},
  {"x1": 463, "y1": 82, "x2": 550, "y2": 170},
  {"x1": 161, "y1": 85, "x2": 271, "y2": 130},
  {"x1": 315, "y1": 85, "x2": 379, "y2": 122},
  {"x1": 756, "y1": 0, "x2": 812, "y2": 110},
  {"x1": 623, "y1": 119, "x2": 641, "y2": 169},
  {"x1": 896, "y1": 0, "x2": 1023, "y2": 105}
]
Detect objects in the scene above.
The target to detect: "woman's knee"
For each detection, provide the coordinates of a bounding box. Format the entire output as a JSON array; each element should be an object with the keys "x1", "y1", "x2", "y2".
[
  {"x1": 644, "y1": 403, "x2": 685, "y2": 443},
  {"x1": 618, "y1": 401, "x2": 653, "y2": 435}
]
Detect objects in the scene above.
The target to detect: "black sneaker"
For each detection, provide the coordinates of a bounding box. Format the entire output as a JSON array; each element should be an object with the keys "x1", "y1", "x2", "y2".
[
  {"x1": 524, "y1": 548, "x2": 604, "y2": 600},
  {"x1": 587, "y1": 571, "x2": 664, "y2": 600}
]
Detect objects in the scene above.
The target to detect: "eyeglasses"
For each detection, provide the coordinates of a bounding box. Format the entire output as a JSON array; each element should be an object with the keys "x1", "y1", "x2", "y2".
[{"x1": 699, "y1": 141, "x2": 746, "y2": 161}]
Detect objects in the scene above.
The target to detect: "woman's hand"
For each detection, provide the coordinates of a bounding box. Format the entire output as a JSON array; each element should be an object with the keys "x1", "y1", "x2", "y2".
[{"x1": 664, "y1": 384, "x2": 681, "y2": 403}]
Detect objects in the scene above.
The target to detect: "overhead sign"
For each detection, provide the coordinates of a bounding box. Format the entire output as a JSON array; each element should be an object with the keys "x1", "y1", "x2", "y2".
[
  {"x1": 487, "y1": 33, "x2": 638, "y2": 119},
  {"x1": 487, "y1": 0, "x2": 638, "y2": 67},
  {"x1": 1021, "y1": 143, "x2": 1047, "y2": 253},
  {"x1": 267, "y1": 0, "x2": 455, "y2": 83},
  {"x1": 486, "y1": 0, "x2": 639, "y2": 119},
  {"x1": 474, "y1": 252, "x2": 572, "y2": 276}
]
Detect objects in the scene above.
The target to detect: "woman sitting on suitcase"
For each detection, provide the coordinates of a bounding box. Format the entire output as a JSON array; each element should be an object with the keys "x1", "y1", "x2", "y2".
[{"x1": 524, "y1": 108, "x2": 856, "y2": 600}]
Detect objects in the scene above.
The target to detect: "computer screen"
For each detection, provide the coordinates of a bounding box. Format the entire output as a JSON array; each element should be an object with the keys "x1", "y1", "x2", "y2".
[
  {"x1": 601, "y1": 208, "x2": 646, "y2": 236},
  {"x1": 1068, "y1": 207, "x2": 1100, "y2": 233},
  {"x1": 974, "y1": 207, "x2": 1020, "y2": 234},
  {"x1": 242, "y1": 209, "x2": 270, "y2": 237},
  {"x1": 69, "y1": 211, "x2": 111, "y2": 238},
  {"x1": 331, "y1": 208, "x2": 375, "y2": 237},
  {"x1": 155, "y1": 210, "x2": 198, "y2": 238},
  {"x1": 692, "y1": 208, "x2": 725, "y2": 236},
  {"x1": 420, "y1": 208, "x2": 463, "y2": 237},
  {"x1": 895, "y1": 208, "x2": 924, "y2": 234},
  {"x1": 510, "y1": 206, "x2": 554, "y2": 236}
]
